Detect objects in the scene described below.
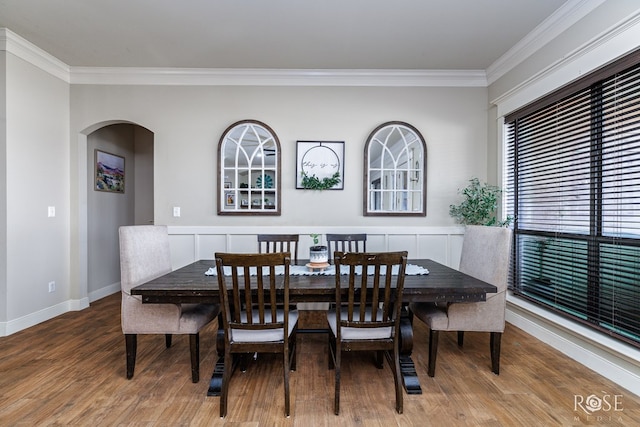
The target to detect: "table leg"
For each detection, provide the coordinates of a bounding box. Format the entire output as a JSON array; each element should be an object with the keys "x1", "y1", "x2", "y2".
[
  {"x1": 208, "y1": 308, "x2": 424, "y2": 396},
  {"x1": 398, "y1": 306, "x2": 422, "y2": 394},
  {"x1": 207, "y1": 313, "x2": 226, "y2": 396}
]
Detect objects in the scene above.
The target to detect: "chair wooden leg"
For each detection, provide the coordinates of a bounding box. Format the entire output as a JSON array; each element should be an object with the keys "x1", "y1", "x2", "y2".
[
  {"x1": 220, "y1": 347, "x2": 232, "y2": 417},
  {"x1": 289, "y1": 328, "x2": 297, "y2": 372},
  {"x1": 375, "y1": 350, "x2": 384, "y2": 369},
  {"x1": 165, "y1": 334, "x2": 172, "y2": 348},
  {"x1": 189, "y1": 333, "x2": 200, "y2": 383},
  {"x1": 490, "y1": 331, "x2": 502, "y2": 375},
  {"x1": 328, "y1": 333, "x2": 336, "y2": 370},
  {"x1": 457, "y1": 331, "x2": 464, "y2": 347},
  {"x1": 427, "y1": 329, "x2": 439, "y2": 377},
  {"x1": 283, "y1": 346, "x2": 291, "y2": 416},
  {"x1": 125, "y1": 334, "x2": 137, "y2": 379},
  {"x1": 334, "y1": 344, "x2": 341, "y2": 415},
  {"x1": 389, "y1": 347, "x2": 403, "y2": 414},
  {"x1": 239, "y1": 353, "x2": 251, "y2": 372}
]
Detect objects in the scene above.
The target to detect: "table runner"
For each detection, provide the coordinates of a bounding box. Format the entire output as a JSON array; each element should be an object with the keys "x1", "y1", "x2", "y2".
[{"x1": 205, "y1": 264, "x2": 428, "y2": 276}]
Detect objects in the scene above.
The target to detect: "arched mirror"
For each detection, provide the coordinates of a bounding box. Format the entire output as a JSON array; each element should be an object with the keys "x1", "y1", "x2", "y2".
[
  {"x1": 218, "y1": 120, "x2": 281, "y2": 215},
  {"x1": 364, "y1": 121, "x2": 426, "y2": 216}
]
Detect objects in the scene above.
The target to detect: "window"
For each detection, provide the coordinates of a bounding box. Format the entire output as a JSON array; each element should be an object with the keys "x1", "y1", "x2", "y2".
[{"x1": 505, "y1": 51, "x2": 640, "y2": 347}]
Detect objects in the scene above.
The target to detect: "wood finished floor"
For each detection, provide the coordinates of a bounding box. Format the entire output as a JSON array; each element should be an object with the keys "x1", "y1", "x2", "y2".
[{"x1": 0, "y1": 293, "x2": 638, "y2": 426}]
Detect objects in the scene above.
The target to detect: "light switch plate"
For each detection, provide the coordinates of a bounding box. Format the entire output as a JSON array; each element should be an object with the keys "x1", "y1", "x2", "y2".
[
  {"x1": 173, "y1": 207, "x2": 181, "y2": 217},
  {"x1": 48, "y1": 206, "x2": 55, "y2": 217}
]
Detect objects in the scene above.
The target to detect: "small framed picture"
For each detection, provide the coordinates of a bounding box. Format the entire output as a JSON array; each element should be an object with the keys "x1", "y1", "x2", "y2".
[
  {"x1": 95, "y1": 150, "x2": 125, "y2": 193},
  {"x1": 225, "y1": 192, "x2": 235, "y2": 206},
  {"x1": 224, "y1": 182, "x2": 232, "y2": 189}
]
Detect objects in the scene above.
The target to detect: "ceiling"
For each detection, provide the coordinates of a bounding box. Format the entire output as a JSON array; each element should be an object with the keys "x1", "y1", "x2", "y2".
[{"x1": 0, "y1": 0, "x2": 569, "y2": 71}]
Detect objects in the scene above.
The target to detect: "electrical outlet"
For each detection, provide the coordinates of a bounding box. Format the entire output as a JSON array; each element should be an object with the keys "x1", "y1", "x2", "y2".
[
  {"x1": 48, "y1": 281, "x2": 56, "y2": 292},
  {"x1": 173, "y1": 207, "x2": 181, "y2": 217}
]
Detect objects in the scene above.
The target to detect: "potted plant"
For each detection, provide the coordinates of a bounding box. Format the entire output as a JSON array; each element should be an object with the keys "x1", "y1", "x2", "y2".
[
  {"x1": 309, "y1": 233, "x2": 329, "y2": 265},
  {"x1": 449, "y1": 178, "x2": 512, "y2": 226}
]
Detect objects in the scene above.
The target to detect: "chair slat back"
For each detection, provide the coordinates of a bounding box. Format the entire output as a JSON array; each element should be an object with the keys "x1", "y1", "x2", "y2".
[
  {"x1": 326, "y1": 233, "x2": 367, "y2": 263},
  {"x1": 257, "y1": 234, "x2": 299, "y2": 264},
  {"x1": 334, "y1": 251, "x2": 407, "y2": 334},
  {"x1": 215, "y1": 252, "x2": 291, "y2": 333}
]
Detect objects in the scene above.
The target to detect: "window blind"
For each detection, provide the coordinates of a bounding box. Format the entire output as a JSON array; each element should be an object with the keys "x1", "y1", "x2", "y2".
[{"x1": 505, "y1": 55, "x2": 640, "y2": 347}]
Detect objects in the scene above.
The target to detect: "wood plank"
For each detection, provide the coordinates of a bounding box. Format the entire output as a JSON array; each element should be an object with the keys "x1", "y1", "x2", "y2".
[{"x1": 0, "y1": 293, "x2": 638, "y2": 425}]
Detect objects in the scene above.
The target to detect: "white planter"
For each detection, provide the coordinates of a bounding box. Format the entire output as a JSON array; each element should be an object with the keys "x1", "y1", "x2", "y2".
[{"x1": 309, "y1": 245, "x2": 329, "y2": 264}]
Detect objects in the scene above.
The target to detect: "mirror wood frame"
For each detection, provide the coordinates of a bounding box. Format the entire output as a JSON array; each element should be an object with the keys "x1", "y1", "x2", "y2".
[
  {"x1": 217, "y1": 119, "x2": 282, "y2": 216},
  {"x1": 363, "y1": 121, "x2": 427, "y2": 217}
]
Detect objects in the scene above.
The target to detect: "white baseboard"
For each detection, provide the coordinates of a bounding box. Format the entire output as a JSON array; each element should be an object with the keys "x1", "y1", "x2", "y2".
[
  {"x1": 89, "y1": 282, "x2": 121, "y2": 303},
  {"x1": 2, "y1": 299, "x2": 86, "y2": 336},
  {"x1": 506, "y1": 294, "x2": 640, "y2": 396}
]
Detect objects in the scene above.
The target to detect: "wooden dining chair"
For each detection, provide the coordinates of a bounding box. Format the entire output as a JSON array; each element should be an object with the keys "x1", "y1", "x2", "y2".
[
  {"x1": 257, "y1": 234, "x2": 299, "y2": 264},
  {"x1": 409, "y1": 225, "x2": 513, "y2": 377},
  {"x1": 119, "y1": 225, "x2": 219, "y2": 383},
  {"x1": 327, "y1": 251, "x2": 408, "y2": 415},
  {"x1": 326, "y1": 233, "x2": 367, "y2": 263},
  {"x1": 215, "y1": 252, "x2": 298, "y2": 418}
]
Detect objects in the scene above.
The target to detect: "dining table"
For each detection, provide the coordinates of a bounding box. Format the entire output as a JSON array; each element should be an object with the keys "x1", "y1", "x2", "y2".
[{"x1": 130, "y1": 258, "x2": 497, "y2": 396}]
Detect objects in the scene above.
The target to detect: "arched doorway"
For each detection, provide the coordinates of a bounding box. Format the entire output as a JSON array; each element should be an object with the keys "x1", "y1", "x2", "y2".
[{"x1": 74, "y1": 121, "x2": 154, "y2": 303}]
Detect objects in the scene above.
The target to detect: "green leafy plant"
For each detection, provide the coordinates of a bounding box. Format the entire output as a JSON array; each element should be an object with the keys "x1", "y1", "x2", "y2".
[
  {"x1": 300, "y1": 171, "x2": 341, "y2": 190},
  {"x1": 310, "y1": 233, "x2": 320, "y2": 245},
  {"x1": 449, "y1": 178, "x2": 512, "y2": 227}
]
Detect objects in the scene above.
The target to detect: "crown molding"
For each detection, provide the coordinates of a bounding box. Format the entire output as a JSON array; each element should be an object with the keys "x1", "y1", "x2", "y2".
[
  {"x1": 69, "y1": 67, "x2": 487, "y2": 87},
  {"x1": 1, "y1": 27, "x2": 486, "y2": 87},
  {"x1": 492, "y1": 9, "x2": 640, "y2": 117},
  {"x1": 0, "y1": 28, "x2": 70, "y2": 82},
  {"x1": 486, "y1": 0, "x2": 606, "y2": 85}
]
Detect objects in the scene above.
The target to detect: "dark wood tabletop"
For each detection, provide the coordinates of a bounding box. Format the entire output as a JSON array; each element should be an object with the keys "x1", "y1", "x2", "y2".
[
  {"x1": 130, "y1": 258, "x2": 496, "y2": 396},
  {"x1": 131, "y1": 259, "x2": 497, "y2": 304}
]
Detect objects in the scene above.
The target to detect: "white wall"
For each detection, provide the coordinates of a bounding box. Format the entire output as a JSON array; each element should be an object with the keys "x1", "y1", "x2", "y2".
[
  {"x1": 67, "y1": 84, "x2": 488, "y2": 312},
  {"x1": 133, "y1": 126, "x2": 154, "y2": 226},
  {"x1": 70, "y1": 85, "x2": 489, "y2": 228},
  {"x1": 0, "y1": 51, "x2": 7, "y2": 325},
  {"x1": 3, "y1": 52, "x2": 70, "y2": 330}
]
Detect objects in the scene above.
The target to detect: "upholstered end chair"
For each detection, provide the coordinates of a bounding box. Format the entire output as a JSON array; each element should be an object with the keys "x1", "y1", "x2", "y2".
[
  {"x1": 410, "y1": 225, "x2": 512, "y2": 376},
  {"x1": 120, "y1": 225, "x2": 218, "y2": 383}
]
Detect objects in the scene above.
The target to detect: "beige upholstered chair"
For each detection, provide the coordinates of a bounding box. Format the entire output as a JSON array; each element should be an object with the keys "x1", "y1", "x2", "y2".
[
  {"x1": 327, "y1": 251, "x2": 407, "y2": 415},
  {"x1": 409, "y1": 225, "x2": 512, "y2": 376},
  {"x1": 119, "y1": 225, "x2": 218, "y2": 383},
  {"x1": 215, "y1": 252, "x2": 298, "y2": 418}
]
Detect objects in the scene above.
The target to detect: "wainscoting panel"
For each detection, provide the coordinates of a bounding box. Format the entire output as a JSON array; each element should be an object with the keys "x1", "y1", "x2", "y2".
[{"x1": 167, "y1": 226, "x2": 466, "y2": 269}]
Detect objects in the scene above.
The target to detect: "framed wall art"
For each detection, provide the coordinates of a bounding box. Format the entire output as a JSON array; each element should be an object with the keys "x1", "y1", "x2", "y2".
[
  {"x1": 95, "y1": 149, "x2": 125, "y2": 193},
  {"x1": 296, "y1": 141, "x2": 344, "y2": 190},
  {"x1": 225, "y1": 192, "x2": 235, "y2": 206}
]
